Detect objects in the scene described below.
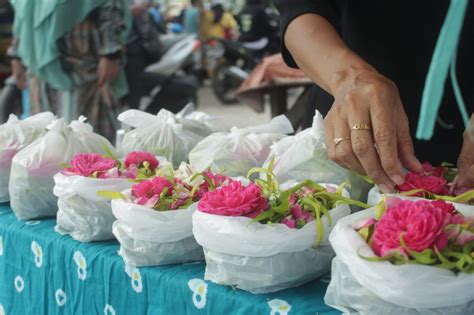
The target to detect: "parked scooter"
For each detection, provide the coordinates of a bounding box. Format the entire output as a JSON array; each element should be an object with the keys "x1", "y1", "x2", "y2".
[
  {"x1": 138, "y1": 33, "x2": 200, "y2": 114},
  {"x1": 212, "y1": 35, "x2": 279, "y2": 105}
]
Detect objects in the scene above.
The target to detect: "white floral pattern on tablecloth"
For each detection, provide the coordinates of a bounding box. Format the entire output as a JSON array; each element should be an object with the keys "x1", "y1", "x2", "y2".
[
  {"x1": 31, "y1": 241, "x2": 43, "y2": 268},
  {"x1": 14, "y1": 275, "x2": 24, "y2": 293},
  {"x1": 55, "y1": 289, "x2": 67, "y2": 307},
  {"x1": 73, "y1": 251, "x2": 87, "y2": 281},
  {"x1": 104, "y1": 304, "x2": 116, "y2": 315},
  {"x1": 268, "y1": 299, "x2": 292, "y2": 315},
  {"x1": 125, "y1": 266, "x2": 143, "y2": 293},
  {"x1": 188, "y1": 278, "x2": 208, "y2": 309}
]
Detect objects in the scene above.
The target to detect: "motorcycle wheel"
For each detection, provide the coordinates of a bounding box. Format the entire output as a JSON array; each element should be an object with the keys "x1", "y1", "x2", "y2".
[{"x1": 212, "y1": 62, "x2": 241, "y2": 105}]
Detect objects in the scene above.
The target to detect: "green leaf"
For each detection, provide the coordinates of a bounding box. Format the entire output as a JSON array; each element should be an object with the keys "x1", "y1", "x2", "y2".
[
  {"x1": 253, "y1": 209, "x2": 276, "y2": 222},
  {"x1": 97, "y1": 190, "x2": 127, "y2": 200},
  {"x1": 59, "y1": 163, "x2": 72, "y2": 169},
  {"x1": 400, "y1": 235, "x2": 437, "y2": 264},
  {"x1": 437, "y1": 189, "x2": 474, "y2": 204}
]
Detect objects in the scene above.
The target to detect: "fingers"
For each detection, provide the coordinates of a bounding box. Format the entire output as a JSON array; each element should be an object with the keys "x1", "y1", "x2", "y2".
[
  {"x1": 457, "y1": 165, "x2": 474, "y2": 188},
  {"x1": 333, "y1": 119, "x2": 365, "y2": 174},
  {"x1": 369, "y1": 99, "x2": 404, "y2": 185},
  {"x1": 347, "y1": 107, "x2": 394, "y2": 192},
  {"x1": 396, "y1": 108, "x2": 423, "y2": 174}
]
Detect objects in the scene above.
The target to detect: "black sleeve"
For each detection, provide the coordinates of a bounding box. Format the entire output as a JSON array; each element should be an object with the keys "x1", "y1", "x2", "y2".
[{"x1": 273, "y1": 0, "x2": 342, "y2": 68}]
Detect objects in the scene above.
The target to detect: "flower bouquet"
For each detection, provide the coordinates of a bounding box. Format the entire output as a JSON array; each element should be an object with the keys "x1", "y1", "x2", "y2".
[
  {"x1": 117, "y1": 108, "x2": 216, "y2": 167},
  {"x1": 325, "y1": 197, "x2": 474, "y2": 314},
  {"x1": 368, "y1": 162, "x2": 474, "y2": 207},
  {"x1": 188, "y1": 115, "x2": 294, "y2": 177},
  {"x1": 53, "y1": 151, "x2": 163, "y2": 242},
  {"x1": 0, "y1": 112, "x2": 55, "y2": 202},
  {"x1": 111, "y1": 166, "x2": 232, "y2": 266},
  {"x1": 9, "y1": 118, "x2": 115, "y2": 220},
  {"x1": 192, "y1": 164, "x2": 368, "y2": 293}
]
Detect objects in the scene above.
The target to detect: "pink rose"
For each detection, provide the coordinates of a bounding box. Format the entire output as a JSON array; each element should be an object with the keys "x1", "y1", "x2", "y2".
[
  {"x1": 64, "y1": 153, "x2": 116, "y2": 178},
  {"x1": 422, "y1": 162, "x2": 445, "y2": 178},
  {"x1": 282, "y1": 217, "x2": 296, "y2": 229},
  {"x1": 396, "y1": 173, "x2": 448, "y2": 196},
  {"x1": 196, "y1": 172, "x2": 233, "y2": 198},
  {"x1": 124, "y1": 151, "x2": 159, "y2": 170},
  {"x1": 371, "y1": 199, "x2": 452, "y2": 257},
  {"x1": 197, "y1": 181, "x2": 269, "y2": 217},
  {"x1": 131, "y1": 177, "x2": 174, "y2": 206}
]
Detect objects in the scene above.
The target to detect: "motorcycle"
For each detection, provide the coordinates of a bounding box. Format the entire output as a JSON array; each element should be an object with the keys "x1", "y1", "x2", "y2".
[
  {"x1": 211, "y1": 35, "x2": 279, "y2": 105},
  {"x1": 140, "y1": 33, "x2": 201, "y2": 114}
]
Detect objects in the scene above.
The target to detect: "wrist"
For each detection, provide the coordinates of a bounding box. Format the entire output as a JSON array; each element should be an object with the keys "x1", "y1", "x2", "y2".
[{"x1": 327, "y1": 49, "x2": 375, "y2": 97}]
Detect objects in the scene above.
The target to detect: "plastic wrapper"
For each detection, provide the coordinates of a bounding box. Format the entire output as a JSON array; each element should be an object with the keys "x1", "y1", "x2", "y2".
[
  {"x1": 0, "y1": 112, "x2": 56, "y2": 202},
  {"x1": 263, "y1": 111, "x2": 371, "y2": 201},
  {"x1": 367, "y1": 186, "x2": 474, "y2": 213},
  {"x1": 325, "y1": 257, "x2": 474, "y2": 315},
  {"x1": 111, "y1": 193, "x2": 203, "y2": 267},
  {"x1": 53, "y1": 173, "x2": 134, "y2": 242},
  {"x1": 118, "y1": 106, "x2": 217, "y2": 167},
  {"x1": 192, "y1": 190, "x2": 351, "y2": 293},
  {"x1": 188, "y1": 115, "x2": 294, "y2": 177},
  {"x1": 324, "y1": 205, "x2": 474, "y2": 314},
  {"x1": 9, "y1": 117, "x2": 115, "y2": 220}
]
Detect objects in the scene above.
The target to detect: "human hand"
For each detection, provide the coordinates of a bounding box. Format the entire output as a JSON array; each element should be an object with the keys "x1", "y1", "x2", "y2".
[
  {"x1": 324, "y1": 69, "x2": 423, "y2": 192},
  {"x1": 98, "y1": 57, "x2": 120, "y2": 87},
  {"x1": 11, "y1": 58, "x2": 27, "y2": 89},
  {"x1": 456, "y1": 115, "x2": 474, "y2": 188}
]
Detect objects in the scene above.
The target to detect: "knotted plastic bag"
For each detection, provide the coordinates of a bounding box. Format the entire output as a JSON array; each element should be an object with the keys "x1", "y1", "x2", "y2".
[
  {"x1": 324, "y1": 205, "x2": 474, "y2": 314},
  {"x1": 188, "y1": 115, "x2": 294, "y2": 177},
  {"x1": 192, "y1": 184, "x2": 351, "y2": 293},
  {"x1": 9, "y1": 117, "x2": 115, "y2": 220},
  {"x1": 0, "y1": 112, "x2": 55, "y2": 202},
  {"x1": 112, "y1": 193, "x2": 203, "y2": 267},
  {"x1": 53, "y1": 173, "x2": 133, "y2": 242},
  {"x1": 263, "y1": 111, "x2": 370, "y2": 201},
  {"x1": 118, "y1": 107, "x2": 217, "y2": 167}
]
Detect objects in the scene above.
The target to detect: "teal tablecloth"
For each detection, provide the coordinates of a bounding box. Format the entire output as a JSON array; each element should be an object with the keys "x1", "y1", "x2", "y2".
[{"x1": 0, "y1": 203, "x2": 339, "y2": 315}]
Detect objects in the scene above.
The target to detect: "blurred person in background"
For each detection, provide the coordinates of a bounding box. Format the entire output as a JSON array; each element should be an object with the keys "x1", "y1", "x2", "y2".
[
  {"x1": 183, "y1": 0, "x2": 200, "y2": 34},
  {"x1": 237, "y1": 0, "x2": 279, "y2": 57},
  {"x1": 9, "y1": 0, "x2": 131, "y2": 138},
  {"x1": 203, "y1": 3, "x2": 238, "y2": 40},
  {"x1": 126, "y1": 0, "x2": 163, "y2": 110}
]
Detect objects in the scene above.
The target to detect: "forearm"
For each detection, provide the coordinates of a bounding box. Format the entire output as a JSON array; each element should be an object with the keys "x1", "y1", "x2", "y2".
[{"x1": 285, "y1": 13, "x2": 375, "y2": 96}]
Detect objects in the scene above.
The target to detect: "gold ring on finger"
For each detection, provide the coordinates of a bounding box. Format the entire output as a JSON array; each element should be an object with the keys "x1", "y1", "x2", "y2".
[
  {"x1": 351, "y1": 123, "x2": 371, "y2": 131},
  {"x1": 333, "y1": 137, "x2": 351, "y2": 148}
]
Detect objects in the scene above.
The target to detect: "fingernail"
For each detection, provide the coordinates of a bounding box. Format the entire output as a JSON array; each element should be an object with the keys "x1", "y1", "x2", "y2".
[
  {"x1": 391, "y1": 175, "x2": 405, "y2": 186},
  {"x1": 379, "y1": 184, "x2": 392, "y2": 194}
]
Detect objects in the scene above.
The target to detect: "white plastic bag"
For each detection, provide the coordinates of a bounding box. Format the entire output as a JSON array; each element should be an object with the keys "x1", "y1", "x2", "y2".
[
  {"x1": 111, "y1": 193, "x2": 203, "y2": 267},
  {"x1": 325, "y1": 205, "x2": 474, "y2": 313},
  {"x1": 192, "y1": 188, "x2": 351, "y2": 293},
  {"x1": 53, "y1": 173, "x2": 133, "y2": 242},
  {"x1": 9, "y1": 117, "x2": 115, "y2": 220},
  {"x1": 0, "y1": 112, "x2": 56, "y2": 202},
  {"x1": 263, "y1": 111, "x2": 370, "y2": 201},
  {"x1": 118, "y1": 108, "x2": 216, "y2": 167},
  {"x1": 188, "y1": 115, "x2": 294, "y2": 177},
  {"x1": 367, "y1": 186, "x2": 474, "y2": 213},
  {"x1": 325, "y1": 257, "x2": 474, "y2": 315}
]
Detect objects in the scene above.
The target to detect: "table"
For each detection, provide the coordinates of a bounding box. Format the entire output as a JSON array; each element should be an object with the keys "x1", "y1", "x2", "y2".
[{"x1": 0, "y1": 203, "x2": 339, "y2": 315}]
